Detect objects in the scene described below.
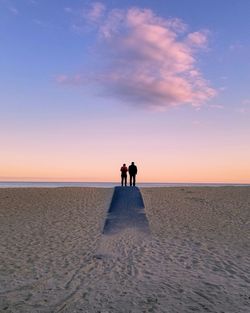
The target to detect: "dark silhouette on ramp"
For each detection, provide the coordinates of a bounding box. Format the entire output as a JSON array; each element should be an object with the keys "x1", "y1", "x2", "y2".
[{"x1": 103, "y1": 187, "x2": 150, "y2": 235}]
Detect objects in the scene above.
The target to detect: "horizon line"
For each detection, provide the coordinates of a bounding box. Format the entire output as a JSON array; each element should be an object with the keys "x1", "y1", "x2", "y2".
[{"x1": 0, "y1": 180, "x2": 250, "y2": 185}]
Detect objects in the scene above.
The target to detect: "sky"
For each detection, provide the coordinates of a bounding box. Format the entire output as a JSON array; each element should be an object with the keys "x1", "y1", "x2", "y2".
[{"x1": 0, "y1": 0, "x2": 250, "y2": 183}]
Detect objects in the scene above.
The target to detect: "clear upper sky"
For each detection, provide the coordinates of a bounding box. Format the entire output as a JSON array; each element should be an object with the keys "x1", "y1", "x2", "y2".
[{"x1": 1, "y1": 0, "x2": 250, "y2": 183}]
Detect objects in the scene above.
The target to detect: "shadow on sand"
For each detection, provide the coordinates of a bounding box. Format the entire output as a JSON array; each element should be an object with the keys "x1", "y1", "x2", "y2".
[{"x1": 103, "y1": 186, "x2": 150, "y2": 235}]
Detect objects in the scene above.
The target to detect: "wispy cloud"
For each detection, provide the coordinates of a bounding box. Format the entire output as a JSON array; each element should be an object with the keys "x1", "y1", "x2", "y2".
[
  {"x1": 27, "y1": 0, "x2": 38, "y2": 4},
  {"x1": 208, "y1": 104, "x2": 224, "y2": 109},
  {"x1": 229, "y1": 43, "x2": 244, "y2": 52},
  {"x1": 9, "y1": 6, "x2": 19, "y2": 15},
  {"x1": 64, "y1": 7, "x2": 73, "y2": 14},
  {"x1": 59, "y1": 4, "x2": 216, "y2": 110},
  {"x1": 242, "y1": 99, "x2": 250, "y2": 105},
  {"x1": 236, "y1": 108, "x2": 247, "y2": 114},
  {"x1": 64, "y1": 3, "x2": 106, "y2": 33},
  {"x1": 32, "y1": 19, "x2": 48, "y2": 27},
  {"x1": 0, "y1": 0, "x2": 20, "y2": 15},
  {"x1": 234, "y1": 99, "x2": 250, "y2": 114},
  {"x1": 85, "y1": 2, "x2": 106, "y2": 22}
]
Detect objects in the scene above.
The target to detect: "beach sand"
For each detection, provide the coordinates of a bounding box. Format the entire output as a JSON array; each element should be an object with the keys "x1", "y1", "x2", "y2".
[{"x1": 0, "y1": 187, "x2": 250, "y2": 312}]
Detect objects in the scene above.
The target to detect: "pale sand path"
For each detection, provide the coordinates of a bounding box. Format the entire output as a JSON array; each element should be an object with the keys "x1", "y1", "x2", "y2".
[{"x1": 1, "y1": 187, "x2": 250, "y2": 312}]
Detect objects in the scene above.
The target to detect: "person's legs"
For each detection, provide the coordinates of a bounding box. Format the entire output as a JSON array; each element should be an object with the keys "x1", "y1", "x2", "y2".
[
  {"x1": 130, "y1": 175, "x2": 132, "y2": 186},
  {"x1": 121, "y1": 175, "x2": 124, "y2": 186},
  {"x1": 133, "y1": 175, "x2": 136, "y2": 186},
  {"x1": 125, "y1": 175, "x2": 127, "y2": 186}
]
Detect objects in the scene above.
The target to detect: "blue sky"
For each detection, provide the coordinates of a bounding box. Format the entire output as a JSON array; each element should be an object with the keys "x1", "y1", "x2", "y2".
[{"x1": 0, "y1": 0, "x2": 250, "y2": 182}]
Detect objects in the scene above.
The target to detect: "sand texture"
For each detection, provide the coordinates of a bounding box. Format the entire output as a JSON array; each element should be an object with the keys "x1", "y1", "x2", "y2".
[
  {"x1": 0, "y1": 188, "x2": 112, "y2": 312},
  {"x1": 141, "y1": 187, "x2": 250, "y2": 313},
  {"x1": 1, "y1": 187, "x2": 250, "y2": 313}
]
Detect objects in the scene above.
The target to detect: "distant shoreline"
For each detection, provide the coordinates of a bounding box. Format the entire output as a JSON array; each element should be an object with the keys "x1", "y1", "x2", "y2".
[{"x1": 0, "y1": 181, "x2": 250, "y2": 188}]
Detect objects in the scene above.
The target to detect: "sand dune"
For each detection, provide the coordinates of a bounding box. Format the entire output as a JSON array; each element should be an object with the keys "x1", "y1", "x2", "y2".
[{"x1": 0, "y1": 187, "x2": 250, "y2": 312}]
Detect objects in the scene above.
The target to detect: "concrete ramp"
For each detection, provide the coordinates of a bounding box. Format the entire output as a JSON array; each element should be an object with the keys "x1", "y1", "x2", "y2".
[{"x1": 102, "y1": 187, "x2": 150, "y2": 235}]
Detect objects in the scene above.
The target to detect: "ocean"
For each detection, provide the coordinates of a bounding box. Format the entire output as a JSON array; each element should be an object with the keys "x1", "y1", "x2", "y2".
[{"x1": 0, "y1": 182, "x2": 249, "y2": 188}]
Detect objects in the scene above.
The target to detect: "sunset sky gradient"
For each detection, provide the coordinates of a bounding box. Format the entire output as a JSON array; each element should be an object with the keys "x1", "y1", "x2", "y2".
[{"x1": 1, "y1": 0, "x2": 250, "y2": 183}]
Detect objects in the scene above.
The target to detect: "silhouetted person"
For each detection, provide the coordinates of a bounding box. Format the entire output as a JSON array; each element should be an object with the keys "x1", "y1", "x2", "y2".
[
  {"x1": 120, "y1": 163, "x2": 128, "y2": 186},
  {"x1": 129, "y1": 162, "x2": 137, "y2": 186}
]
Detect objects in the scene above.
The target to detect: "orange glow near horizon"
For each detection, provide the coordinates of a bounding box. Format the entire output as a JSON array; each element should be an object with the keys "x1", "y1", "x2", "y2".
[
  {"x1": 1, "y1": 150, "x2": 249, "y2": 183},
  {"x1": 1, "y1": 93, "x2": 250, "y2": 185}
]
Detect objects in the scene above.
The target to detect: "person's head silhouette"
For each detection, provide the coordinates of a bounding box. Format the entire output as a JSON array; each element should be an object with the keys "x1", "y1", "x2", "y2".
[
  {"x1": 131, "y1": 162, "x2": 134, "y2": 165},
  {"x1": 123, "y1": 163, "x2": 126, "y2": 166}
]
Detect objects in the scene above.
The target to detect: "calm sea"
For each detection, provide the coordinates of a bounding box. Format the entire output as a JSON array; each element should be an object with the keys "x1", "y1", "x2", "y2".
[{"x1": 0, "y1": 182, "x2": 249, "y2": 188}]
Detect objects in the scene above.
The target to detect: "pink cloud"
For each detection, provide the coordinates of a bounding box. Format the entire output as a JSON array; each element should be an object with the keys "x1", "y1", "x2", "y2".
[
  {"x1": 85, "y1": 2, "x2": 106, "y2": 22},
  {"x1": 60, "y1": 6, "x2": 216, "y2": 110},
  {"x1": 56, "y1": 75, "x2": 69, "y2": 84},
  {"x1": 187, "y1": 31, "x2": 208, "y2": 47}
]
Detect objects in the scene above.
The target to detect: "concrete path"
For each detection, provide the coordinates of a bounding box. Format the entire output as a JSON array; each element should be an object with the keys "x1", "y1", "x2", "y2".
[{"x1": 102, "y1": 186, "x2": 150, "y2": 235}]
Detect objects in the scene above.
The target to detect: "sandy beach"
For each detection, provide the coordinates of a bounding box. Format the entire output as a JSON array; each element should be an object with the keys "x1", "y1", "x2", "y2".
[{"x1": 0, "y1": 187, "x2": 250, "y2": 313}]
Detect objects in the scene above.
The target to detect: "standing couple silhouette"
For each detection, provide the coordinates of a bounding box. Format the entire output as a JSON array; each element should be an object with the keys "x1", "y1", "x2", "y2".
[{"x1": 120, "y1": 162, "x2": 138, "y2": 186}]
